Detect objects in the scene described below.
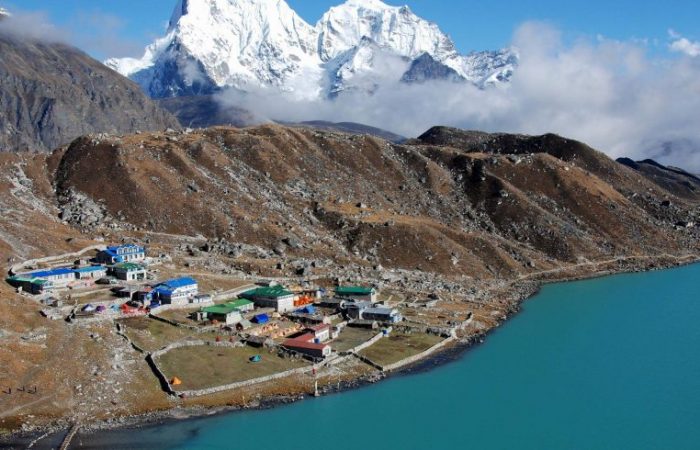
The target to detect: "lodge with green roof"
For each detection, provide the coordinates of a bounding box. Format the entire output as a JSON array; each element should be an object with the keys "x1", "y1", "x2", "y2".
[
  {"x1": 111, "y1": 262, "x2": 147, "y2": 281},
  {"x1": 200, "y1": 299, "x2": 254, "y2": 325},
  {"x1": 334, "y1": 286, "x2": 378, "y2": 302},
  {"x1": 239, "y1": 285, "x2": 296, "y2": 313},
  {"x1": 6, "y1": 276, "x2": 50, "y2": 294}
]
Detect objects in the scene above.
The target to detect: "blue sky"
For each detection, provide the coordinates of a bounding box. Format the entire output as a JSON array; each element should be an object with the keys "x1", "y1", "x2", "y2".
[{"x1": 3, "y1": 0, "x2": 698, "y2": 59}]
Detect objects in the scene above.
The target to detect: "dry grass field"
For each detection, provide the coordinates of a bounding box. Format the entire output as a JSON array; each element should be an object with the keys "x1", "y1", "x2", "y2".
[
  {"x1": 156, "y1": 345, "x2": 308, "y2": 391},
  {"x1": 360, "y1": 332, "x2": 444, "y2": 366}
]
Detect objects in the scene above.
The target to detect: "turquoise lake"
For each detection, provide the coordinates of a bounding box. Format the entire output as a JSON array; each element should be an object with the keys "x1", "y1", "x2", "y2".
[{"x1": 80, "y1": 264, "x2": 700, "y2": 449}]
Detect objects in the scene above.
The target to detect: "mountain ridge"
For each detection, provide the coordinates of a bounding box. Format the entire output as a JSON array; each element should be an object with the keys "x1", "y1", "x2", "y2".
[{"x1": 106, "y1": 0, "x2": 518, "y2": 99}]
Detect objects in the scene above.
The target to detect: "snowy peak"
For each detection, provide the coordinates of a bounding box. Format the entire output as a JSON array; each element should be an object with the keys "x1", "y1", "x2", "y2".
[
  {"x1": 107, "y1": 0, "x2": 518, "y2": 99},
  {"x1": 317, "y1": 0, "x2": 456, "y2": 62}
]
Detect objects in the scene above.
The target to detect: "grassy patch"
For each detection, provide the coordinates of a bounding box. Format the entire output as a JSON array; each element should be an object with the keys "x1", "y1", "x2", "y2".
[
  {"x1": 156, "y1": 345, "x2": 309, "y2": 391},
  {"x1": 331, "y1": 327, "x2": 378, "y2": 352},
  {"x1": 118, "y1": 317, "x2": 206, "y2": 352},
  {"x1": 359, "y1": 332, "x2": 444, "y2": 366},
  {"x1": 155, "y1": 307, "x2": 202, "y2": 325}
]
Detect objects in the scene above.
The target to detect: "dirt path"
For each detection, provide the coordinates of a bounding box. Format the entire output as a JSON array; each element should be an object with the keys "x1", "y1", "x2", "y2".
[{"x1": 0, "y1": 395, "x2": 53, "y2": 418}]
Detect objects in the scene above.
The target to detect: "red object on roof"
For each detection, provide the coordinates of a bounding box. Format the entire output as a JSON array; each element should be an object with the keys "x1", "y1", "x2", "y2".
[
  {"x1": 292, "y1": 332, "x2": 315, "y2": 343},
  {"x1": 283, "y1": 338, "x2": 329, "y2": 351}
]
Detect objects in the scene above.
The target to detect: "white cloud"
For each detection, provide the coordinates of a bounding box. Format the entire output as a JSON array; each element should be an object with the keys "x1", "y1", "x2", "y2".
[
  {"x1": 0, "y1": 9, "x2": 64, "y2": 42},
  {"x1": 218, "y1": 22, "x2": 700, "y2": 172},
  {"x1": 0, "y1": 7, "x2": 142, "y2": 59},
  {"x1": 669, "y1": 29, "x2": 700, "y2": 57}
]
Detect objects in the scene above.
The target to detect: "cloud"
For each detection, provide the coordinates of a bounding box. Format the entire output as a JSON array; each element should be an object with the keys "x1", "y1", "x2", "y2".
[
  {"x1": 0, "y1": 7, "x2": 142, "y2": 59},
  {"x1": 218, "y1": 22, "x2": 700, "y2": 172},
  {"x1": 0, "y1": 9, "x2": 65, "y2": 42},
  {"x1": 669, "y1": 29, "x2": 700, "y2": 57}
]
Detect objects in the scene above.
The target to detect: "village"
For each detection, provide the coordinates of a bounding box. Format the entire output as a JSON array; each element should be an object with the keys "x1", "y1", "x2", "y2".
[{"x1": 5, "y1": 243, "x2": 462, "y2": 399}]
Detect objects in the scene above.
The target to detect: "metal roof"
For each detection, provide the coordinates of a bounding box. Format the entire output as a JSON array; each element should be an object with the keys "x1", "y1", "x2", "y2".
[
  {"x1": 283, "y1": 338, "x2": 329, "y2": 351},
  {"x1": 104, "y1": 244, "x2": 145, "y2": 255},
  {"x1": 240, "y1": 285, "x2": 293, "y2": 299},
  {"x1": 156, "y1": 277, "x2": 197, "y2": 290},
  {"x1": 226, "y1": 299, "x2": 254, "y2": 309},
  {"x1": 7, "y1": 276, "x2": 47, "y2": 285},
  {"x1": 73, "y1": 266, "x2": 106, "y2": 273},
  {"x1": 21, "y1": 268, "x2": 74, "y2": 278},
  {"x1": 335, "y1": 286, "x2": 375, "y2": 295},
  {"x1": 202, "y1": 303, "x2": 243, "y2": 315}
]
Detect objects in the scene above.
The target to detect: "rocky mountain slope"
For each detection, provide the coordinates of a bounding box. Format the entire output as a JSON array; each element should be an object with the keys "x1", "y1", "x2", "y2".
[
  {"x1": 106, "y1": 0, "x2": 517, "y2": 99},
  {"x1": 0, "y1": 31, "x2": 180, "y2": 153},
  {"x1": 1, "y1": 125, "x2": 697, "y2": 278},
  {"x1": 616, "y1": 157, "x2": 700, "y2": 201}
]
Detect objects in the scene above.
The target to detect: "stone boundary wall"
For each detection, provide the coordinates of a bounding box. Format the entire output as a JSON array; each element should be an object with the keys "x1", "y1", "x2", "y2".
[
  {"x1": 351, "y1": 352, "x2": 383, "y2": 371},
  {"x1": 381, "y1": 335, "x2": 456, "y2": 373},
  {"x1": 175, "y1": 364, "x2": 314, "y2": 398},
  {"x1": 145, "y1": 353, "x2": 175, "y2": 395},
  {"x1": 345, "y1": 332, "x2": 384, "y2": 355},
  {"x1": 115, "y1": 322, "x2": 146, "y2": 354},
  {"x1": 9, "y1": 244, "x2": 106, "y2": 275}
]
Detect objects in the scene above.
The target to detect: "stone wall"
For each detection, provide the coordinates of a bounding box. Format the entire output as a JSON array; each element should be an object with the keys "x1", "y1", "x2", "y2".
[
  {"x1": 381, "y1": 335, "x2": 456, "y2": 372},
  {"x1": 345, "y1": 331, "x2": 384, "y2": 355},
  {"x1": 175, "y1": 365, "x2": 314, "y2": 398}
]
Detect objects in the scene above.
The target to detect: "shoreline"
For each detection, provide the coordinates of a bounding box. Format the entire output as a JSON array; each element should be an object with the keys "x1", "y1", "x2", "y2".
[{"x1": 3, "y1": 254, "x2": 698, "y2": 448}]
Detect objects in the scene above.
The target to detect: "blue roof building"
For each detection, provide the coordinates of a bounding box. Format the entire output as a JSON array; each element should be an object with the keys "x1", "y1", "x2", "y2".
[
  {"x1": 17, "y1": 267, "x2": 75, "y2": 288},
  {"x1": 96, "y1": 244, "x2": 146, "y2": 264},
  {"x1": 152, "y1": 277, "x2": 198, "y2": 306}
]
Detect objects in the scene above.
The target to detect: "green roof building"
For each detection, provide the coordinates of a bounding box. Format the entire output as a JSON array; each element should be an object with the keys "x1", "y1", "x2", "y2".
[
  {"x1": 112, "y1": 262, "x2": 146, "y2": 281},
  {"x1": 6, "y1": 276, "x2": 49, "y2": 294},
  {"x1": 202, "y1": 299, "x2": 254, "y2": 316},
  {"x1": 239, "y1": 285, "x2": 296, "y2": 313},
  {"x1": 334, "y1": 286, "x2": 378, "y2": 302}
]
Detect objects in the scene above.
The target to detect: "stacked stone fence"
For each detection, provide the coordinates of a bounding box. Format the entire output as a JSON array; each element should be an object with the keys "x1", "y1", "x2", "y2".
[
  {"x1": 343, "y1": 331, "x2": 384, "y2": 355},
  {"x1": 381, "y1": 335, "x2": 457, "y2": 372},
  {"x1": 115, "y1": 322, "x2": 146, "y2": 354},
  {"x1": 174, "y1": 364, "x2": 316, "y2": 398},
  {"x1": 351, "y1": 353, "x2": 383, "y2": 371}
]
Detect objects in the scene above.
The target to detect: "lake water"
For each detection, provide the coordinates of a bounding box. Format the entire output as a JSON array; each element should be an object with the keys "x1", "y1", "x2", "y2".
[{"x1": 79, "y1": 264, "x2": 700, "y2": 450}]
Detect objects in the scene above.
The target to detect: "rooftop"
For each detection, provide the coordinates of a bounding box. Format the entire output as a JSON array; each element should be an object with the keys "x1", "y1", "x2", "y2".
[
  {"x1": 226, "y1": 298, "x2": 254, "y2": 309},
  {"x1": 335, "y1": 286, "x2": 375, "y2": 295},
  {"x1": 283, "y1": 337, "x2": 329, "y2": 351},
  {"x1": 21, "y1": 268, "x2": 74, "y2": 278},
  {"x1": 240, "y1": 285, "x2": 294, "y2": 299},
  {"x1": 157, "y1": 277, "x2": 198, "y2": 289},
  {"x1": 7, "y1": 276, "x2": 48, "y2": 285},
  {"x1": 73, "y1": 265, "x2": 106, "y2": 273},
  {"x1": 202, "y1": 303, "x2": 244, "y2": 315},
  {"x1": 105, "y1": 244, "x2": 145, "y2": 253}
]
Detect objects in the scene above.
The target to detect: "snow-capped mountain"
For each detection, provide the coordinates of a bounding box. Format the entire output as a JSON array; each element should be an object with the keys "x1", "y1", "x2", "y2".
[{"x1": 106, "y1": 0, "x2": 518, "y2": 99}]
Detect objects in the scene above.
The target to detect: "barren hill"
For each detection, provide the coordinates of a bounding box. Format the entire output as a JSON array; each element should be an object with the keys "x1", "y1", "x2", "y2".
[
  {"x1": 3, "y1": 125, "x2": 698, "y2": 278},
  {"x1": 0, "y1": 34, "x2": 179, "y2": 153}
]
